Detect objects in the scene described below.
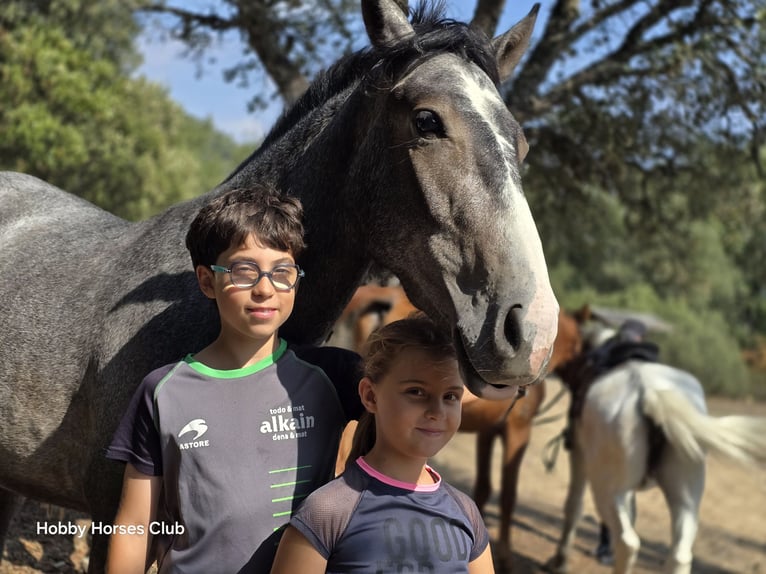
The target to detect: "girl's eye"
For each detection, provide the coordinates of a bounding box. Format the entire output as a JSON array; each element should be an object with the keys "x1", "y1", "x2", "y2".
[
  {"x1": 445, "y1": 392, "x2": 461, "y2": 402},
  {"x1": 406, "y1": 388, "x2": 425, "y2": 397}
]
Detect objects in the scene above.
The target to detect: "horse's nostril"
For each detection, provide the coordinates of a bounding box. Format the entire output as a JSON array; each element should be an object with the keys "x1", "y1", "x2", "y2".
[{"x1": 504, "y1": 305, "x2": 523, "y2": 351}]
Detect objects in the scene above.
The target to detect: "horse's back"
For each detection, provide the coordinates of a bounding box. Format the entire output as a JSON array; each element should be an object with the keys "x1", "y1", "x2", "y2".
[
  {"x1": 588, "y1": 361, "x2": 706, "y2": 416},
  {"x1": 0, "y1": 172, "x2": 130, "y2": 356},
  {"x1": 0, "y1": 172, "x2": 126, "y2": 249},
  {"x1": 0, "y1": 170, "x2": 124, "y2": 214}
]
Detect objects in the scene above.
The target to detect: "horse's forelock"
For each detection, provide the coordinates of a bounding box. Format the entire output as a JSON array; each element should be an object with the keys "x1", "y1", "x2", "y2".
[{"x1": 374, "y1": 5, "x2": 499, "y2": 88}]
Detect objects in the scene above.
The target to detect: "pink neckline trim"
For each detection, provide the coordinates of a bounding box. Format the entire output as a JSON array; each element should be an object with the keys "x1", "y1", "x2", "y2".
[{"x1": 356, "y1": 457, "x2": 441, "y2": 492}]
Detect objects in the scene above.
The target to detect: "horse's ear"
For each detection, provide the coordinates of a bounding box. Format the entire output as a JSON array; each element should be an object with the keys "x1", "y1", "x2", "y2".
[
  {"x1": 362, "y1": 0, "x2": 414, "y2": 48},
  {"x1": 491, "y1": 3, "x2": 539, "y2": 82}
]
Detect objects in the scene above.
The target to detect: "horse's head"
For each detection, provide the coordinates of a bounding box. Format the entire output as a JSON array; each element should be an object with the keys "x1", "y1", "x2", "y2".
[{"x1": 357, "y1": 0, "x2": 559, "y2": 398}]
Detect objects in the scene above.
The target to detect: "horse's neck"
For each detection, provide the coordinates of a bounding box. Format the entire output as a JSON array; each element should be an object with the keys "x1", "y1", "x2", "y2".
[
  {"x1": 130, "y1": 194, "x2": 213, "y2": 259},
  {"x1": 220, "y1": 88, "x2": 377, "y2": 344}
]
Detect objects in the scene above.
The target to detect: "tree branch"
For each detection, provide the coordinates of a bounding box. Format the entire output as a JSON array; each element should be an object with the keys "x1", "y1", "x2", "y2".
[{"x1": 471, "y1": 0, "x2": 506, "y2": 38}]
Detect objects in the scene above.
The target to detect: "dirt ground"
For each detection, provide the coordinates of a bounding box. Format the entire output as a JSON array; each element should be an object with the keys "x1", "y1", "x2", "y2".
[{"x1": 2, "y1": 378, "x2": 765, "y2": 573}]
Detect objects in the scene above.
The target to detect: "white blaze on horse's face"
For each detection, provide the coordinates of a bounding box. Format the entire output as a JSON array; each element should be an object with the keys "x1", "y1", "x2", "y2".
[
  {"x1": 384, "y1": 50, "x2": 559, "y2": 397},
  {"x1": 362, "y1": 0, "x2": 558, "y2": 398},
  {"x1": 456, "y1": 65, "x2": 523, "y2": 189}
]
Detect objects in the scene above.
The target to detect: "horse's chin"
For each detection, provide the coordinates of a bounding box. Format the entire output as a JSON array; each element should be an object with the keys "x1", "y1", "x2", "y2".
[{"x1": 453, "y1": 329, "x2": 521, "y2": 400}]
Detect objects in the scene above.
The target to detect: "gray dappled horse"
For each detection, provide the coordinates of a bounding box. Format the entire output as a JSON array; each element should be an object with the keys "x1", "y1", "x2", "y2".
[{"x1": 0, "y1": 0, "x2": 558, "y2": 570}]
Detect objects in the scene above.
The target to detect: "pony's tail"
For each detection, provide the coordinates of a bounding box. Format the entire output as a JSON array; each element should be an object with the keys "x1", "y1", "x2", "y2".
[{"x1": 642, "y1": 386, "x2": 766, "y2": 466}]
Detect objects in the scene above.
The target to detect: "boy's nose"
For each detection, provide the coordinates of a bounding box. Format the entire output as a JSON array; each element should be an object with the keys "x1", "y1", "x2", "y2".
[{"x1": 251, "y1": 276, "x2": 276, "y2": 295}]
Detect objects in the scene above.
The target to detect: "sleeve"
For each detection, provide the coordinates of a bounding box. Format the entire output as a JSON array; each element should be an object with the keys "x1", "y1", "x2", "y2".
[
  {"x1": 290, "y1": 345, "x2": 364, "y2": 420},
  {"x1": 104, "y1": 366, "x2": 171, "y2": 476},
  {"x1": 288, "y1": 474, "x2": 361, "y2": 559},
  {"x1": 443, "y1": 482, "x2": 490, "y2": 561}
]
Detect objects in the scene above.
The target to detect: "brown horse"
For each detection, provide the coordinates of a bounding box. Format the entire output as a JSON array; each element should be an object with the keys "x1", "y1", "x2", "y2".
[{"x1": 329, "y1": 284, "x2": 582, "y2": 568}]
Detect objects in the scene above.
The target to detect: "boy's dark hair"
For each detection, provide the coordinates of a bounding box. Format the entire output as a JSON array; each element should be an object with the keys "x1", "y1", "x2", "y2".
[
  {"x1": 186, "y1": 186, "x2": 306, "y2": 269},
  {"x1": 349, "y1": 312, "x2": 457, "y2": 461}
]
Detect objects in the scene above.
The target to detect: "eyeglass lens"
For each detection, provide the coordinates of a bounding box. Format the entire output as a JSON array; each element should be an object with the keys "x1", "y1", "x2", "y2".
[{"x1": 230, "y1": 262, "x2": 300, "y2": 290}]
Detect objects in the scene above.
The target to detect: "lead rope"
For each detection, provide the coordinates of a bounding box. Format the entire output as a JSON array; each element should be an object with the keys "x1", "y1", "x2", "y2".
[
  {"x1": 500, "y1": 380, "x2": 570, "y2": 472},
  {"x1": 532, "y1": 385, "x2": 569, "y2": 426},
  {"x1": 542, "y1": 430, "x2": 567, "y2": 473},
  {"x1": 501, "y1": 385, "x2": 527, "y2": 421}
]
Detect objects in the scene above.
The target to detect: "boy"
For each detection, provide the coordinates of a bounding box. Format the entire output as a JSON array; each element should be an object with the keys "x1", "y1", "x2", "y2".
[{"x1": 105, "y1": 186, "x2": 363, "y2": 573}]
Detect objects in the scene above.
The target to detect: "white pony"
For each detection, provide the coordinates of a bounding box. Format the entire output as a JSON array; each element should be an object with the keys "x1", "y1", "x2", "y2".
[{"x1": 546, "y1": 324, "x2": 766, "y2": 574}]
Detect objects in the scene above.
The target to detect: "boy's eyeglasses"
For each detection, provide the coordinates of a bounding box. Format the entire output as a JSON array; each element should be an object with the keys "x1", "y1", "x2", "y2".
[{"x1": 210, "y1": 261, "x2": 305, "y2": 291}]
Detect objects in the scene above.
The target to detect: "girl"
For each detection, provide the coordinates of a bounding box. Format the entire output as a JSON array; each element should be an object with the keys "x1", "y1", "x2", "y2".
[{"x1": 271, "y1": 313, "x2": 495, "y2": 573}]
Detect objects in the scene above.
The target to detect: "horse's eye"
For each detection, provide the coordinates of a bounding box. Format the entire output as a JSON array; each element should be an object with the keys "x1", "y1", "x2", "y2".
[{"x1": 414, "y1": 110, "x2": 444, "y2": 137}]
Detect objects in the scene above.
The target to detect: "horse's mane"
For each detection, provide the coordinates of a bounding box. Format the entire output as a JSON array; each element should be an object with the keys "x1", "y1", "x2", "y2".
[{"x1": 259, "y1": 0, "x2": 499, "y2": 150}]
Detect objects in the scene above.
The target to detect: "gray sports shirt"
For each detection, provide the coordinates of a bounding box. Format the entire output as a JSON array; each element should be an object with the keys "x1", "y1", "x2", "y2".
[
  {"x1": 107, "y1": 340, "x2": 362, "y2": 573},
  {"x1": 290, "y1": 457, "x2": 490, "y2": 573}
]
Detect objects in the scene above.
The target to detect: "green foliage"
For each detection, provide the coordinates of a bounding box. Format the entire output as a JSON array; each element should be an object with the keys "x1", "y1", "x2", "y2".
[
  {"x1": 1, "y1": 0, "x2": 142, "y2": 69},
  {"x1": 0, "y1": 20, "x2": 254, "y2": 220},
  {"x1": 653, "y1": 304, "x2": 752, "y2": 399},
  {"x1": 557, "y1": 282, "x2": 753, "y2": 398}
]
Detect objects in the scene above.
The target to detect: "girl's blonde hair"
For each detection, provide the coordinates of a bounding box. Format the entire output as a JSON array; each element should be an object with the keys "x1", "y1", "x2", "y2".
[{"x1": 348, "y1": 311, "x2": 457, "y2": 461}]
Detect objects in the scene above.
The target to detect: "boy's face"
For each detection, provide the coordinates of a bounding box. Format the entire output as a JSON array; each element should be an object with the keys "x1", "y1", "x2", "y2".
[{"x1": 197, "y1": 233, "x2": 298, "y2": 351}]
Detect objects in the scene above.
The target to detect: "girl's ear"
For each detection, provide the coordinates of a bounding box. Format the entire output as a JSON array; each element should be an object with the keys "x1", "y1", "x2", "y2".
[
  {"x1": 196, "y1": 265, "x2": 217, "y2": 299},
  {"x1": 358, "y1": 377, "x2": 378, "y2": 414}
]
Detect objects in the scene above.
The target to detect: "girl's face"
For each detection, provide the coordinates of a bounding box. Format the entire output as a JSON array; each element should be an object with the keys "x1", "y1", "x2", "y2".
[{"x1": 361, "y1": 348, "x2": 464, "y2": 461}]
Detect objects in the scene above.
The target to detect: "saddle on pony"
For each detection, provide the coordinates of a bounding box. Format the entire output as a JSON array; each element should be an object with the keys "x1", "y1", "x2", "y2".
[{"x1": 562, "y1": 321, "x2": 660, "y2": 448}]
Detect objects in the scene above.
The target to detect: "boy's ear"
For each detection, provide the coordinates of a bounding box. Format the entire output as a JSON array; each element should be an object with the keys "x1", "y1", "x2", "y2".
[
  {"x1": 196, "y1": 265, "x2": 217, "y2": 299},
  {"x1": 358, "y1": 377, "x2": 378, "y2": 414}
]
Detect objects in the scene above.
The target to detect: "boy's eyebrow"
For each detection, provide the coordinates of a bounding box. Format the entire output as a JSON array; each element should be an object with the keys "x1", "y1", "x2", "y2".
[{"x1": 230, "y1": 256, "x2": 296, "y2": 265}]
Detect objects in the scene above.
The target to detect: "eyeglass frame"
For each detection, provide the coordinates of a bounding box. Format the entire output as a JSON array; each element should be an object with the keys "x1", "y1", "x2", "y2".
[{"x1": 209, "y1": 261, "x2": 305, "y2": 291}]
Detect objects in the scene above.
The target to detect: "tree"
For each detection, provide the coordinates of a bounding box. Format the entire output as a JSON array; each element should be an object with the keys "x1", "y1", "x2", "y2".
[
  {"x1": 1, "y1": 0, "x2": 142, "y2": 68},
  {"x1": 139, "y1": 1, "x2": 764, "y2": 143},
  {"x1": 0, "y1": 0, "x2": 255, "y2": 219},
  {"x1": 139, "y1": 0, "x2": 363, "y2": 108}
]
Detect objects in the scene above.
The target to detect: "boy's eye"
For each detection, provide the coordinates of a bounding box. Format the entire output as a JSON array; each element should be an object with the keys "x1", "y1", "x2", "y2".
[
  {"x1": 444, "y1": 392, "x2": 461, "y2": 402},
  {"x1": 231, "y1": 263, "x2": 260, "y2": 279},
  {"x1": 271, "y1": 267, "x2": 292, "y2": 277},
  {"x1": 405, "y1": 388, "x2": 426, "y2": 397}
]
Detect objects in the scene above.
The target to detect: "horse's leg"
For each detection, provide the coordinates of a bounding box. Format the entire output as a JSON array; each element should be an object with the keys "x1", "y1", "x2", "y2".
[
  {"x1": 0, "y1": 489, "x2": 23, "y2": 554},
  {"x1": 591, "y1": 488, "x2": 640, "y2": 574},
  {"x1": 596, "y1": 490, "x2": 634, "y2": 565},
  {"x1": 545, "y1": 435, "x2": 588, "y2": 574},
  {"x1": 495, "y1": 390, "x2": 539, "y2": 569},
  {"x1": 494, "y1": 427, "x2": 528, "y2": 571},
  {"x1": 655, "y1": 453, "x2": 704, "y2": 574},
  {"x1": 473, "y1": 428, "x2": 496, "y2": 515}
]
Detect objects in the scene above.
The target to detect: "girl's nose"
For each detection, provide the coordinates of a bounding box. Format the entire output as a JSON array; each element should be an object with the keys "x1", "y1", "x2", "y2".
[{"x1": 425, "y1": 399, "x2": 445, "y2": 419}]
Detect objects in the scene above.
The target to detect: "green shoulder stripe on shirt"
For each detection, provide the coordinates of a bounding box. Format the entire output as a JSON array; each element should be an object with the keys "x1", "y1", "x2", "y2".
[
  {"x1": 152, "y1": 360, "x2": 187, "y2": 431},
  {"x1": 183, "y1": 339, "x2": 287, "y2": 379},
  {"x1": 153, "y1": 361, "x2": 186, "y2": 402}
]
